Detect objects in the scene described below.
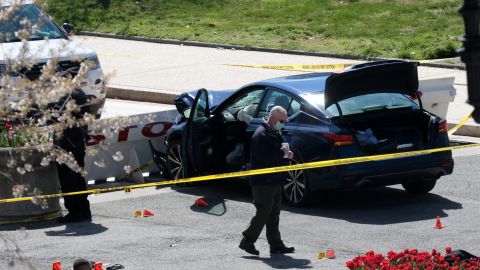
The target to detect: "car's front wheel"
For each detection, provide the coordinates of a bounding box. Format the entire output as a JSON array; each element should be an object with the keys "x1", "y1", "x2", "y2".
[
  {"x1": 283, "y1": 157, "x2": 310, "y2": 207},
  {"x1": 166, "y1": 139, "x2": 185, "y2": 180},
  {"x1": 402, "y1": 177, "x2": 437, "y2": 194}
]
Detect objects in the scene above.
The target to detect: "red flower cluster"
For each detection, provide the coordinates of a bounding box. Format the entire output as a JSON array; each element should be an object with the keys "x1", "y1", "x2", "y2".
[
  {"x1": 3, "y1": 122, "x2": 15, "y2": 140},
  {"x1": 346, "y1": 247, "x2": 480, "y2": 270}
]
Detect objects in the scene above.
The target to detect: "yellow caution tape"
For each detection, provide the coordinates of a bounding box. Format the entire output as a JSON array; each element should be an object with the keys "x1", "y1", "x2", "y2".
[
  {"x1": 117, "y1": 159, "x2": 155, "y2": 180},
  {"x1": 231, "y1": 60, "x2": 455, "y2": 71},
  {"x1": 448, "y1": 112, "x2": 473, "y2": 136},
  {"x1": 228, "y1": 63, "x2": 353, "y2": 72},
  {"x1": 0, "y1": 142, "x2": 479, "y2": 204}
]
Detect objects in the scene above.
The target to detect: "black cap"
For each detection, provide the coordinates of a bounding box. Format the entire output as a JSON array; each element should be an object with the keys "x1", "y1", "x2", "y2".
[{"x1": 73, "y1": 258, "x2": 92, "y2": 270}]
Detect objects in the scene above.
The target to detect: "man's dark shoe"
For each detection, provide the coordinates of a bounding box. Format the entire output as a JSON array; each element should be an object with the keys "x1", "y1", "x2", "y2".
[
  {"x1": 57, "y1": 213, "x2": 85, "y2": 223},
  {"x1": 270, "y1": 246, "x2": 295, "y2": 254},
  {"x1": 239, "y1": 242, "x2": 260, "y2": 256}
]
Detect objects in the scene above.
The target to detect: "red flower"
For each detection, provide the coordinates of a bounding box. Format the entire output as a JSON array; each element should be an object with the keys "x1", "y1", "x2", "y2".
[
  {"x1": 446, "y1": 247, "x2": 452, "y2": 254},
  {"x1": 346, "y1": 261, "x2": 355, "y2": 269},
  {"x1": 346, "y1": 247, "x2": 478, "y2": 270},
  {"x1": 4, "y1": 123, "x2": 12, "y2": 130}
]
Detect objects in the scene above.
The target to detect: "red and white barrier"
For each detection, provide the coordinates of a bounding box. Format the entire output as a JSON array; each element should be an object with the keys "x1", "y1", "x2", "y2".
[{"x1": 85, "y1": 109, "x2": 178, "y2": 182}]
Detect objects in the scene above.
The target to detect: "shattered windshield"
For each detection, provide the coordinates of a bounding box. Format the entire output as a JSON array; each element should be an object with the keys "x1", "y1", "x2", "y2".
[{"x1": 0, "y1": 4, "x2": 66, "y2": 43}]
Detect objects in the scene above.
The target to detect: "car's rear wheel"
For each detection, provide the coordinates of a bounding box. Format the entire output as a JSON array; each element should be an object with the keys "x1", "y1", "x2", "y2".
[
  {"x1": 283, "y1": 156, "x2": 310, "y2": 207},
  {"x1": 402, "y1": 177, "x2": 437, "y2": 194},
  {"x1": 166, "y1": 139, "x2": 185, "y2": 180}
]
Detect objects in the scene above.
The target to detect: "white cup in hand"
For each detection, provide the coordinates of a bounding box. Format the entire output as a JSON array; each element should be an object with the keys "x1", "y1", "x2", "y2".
[{"x1": 281, "y1": 143, "x2": 290, "y2": 158}]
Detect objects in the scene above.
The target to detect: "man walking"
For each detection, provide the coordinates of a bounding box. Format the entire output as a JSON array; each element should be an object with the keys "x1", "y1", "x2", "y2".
[{"x1": 239, "y1": 106, "x2": 295, "y2": 255}]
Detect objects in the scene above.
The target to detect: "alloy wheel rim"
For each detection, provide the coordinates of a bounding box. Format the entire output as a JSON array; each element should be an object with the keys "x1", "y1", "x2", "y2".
[
  {"x1": 168, "y1": 144, "x2": 184, "y2": 179},
  {"x1": 284, "y1": 159, "x2": 306, "y2": 204}
]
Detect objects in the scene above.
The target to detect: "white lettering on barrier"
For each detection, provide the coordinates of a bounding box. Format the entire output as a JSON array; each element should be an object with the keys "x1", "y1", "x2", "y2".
[
  {"x1": 87, "y1": 121, "x2": 174, "y2": 146},
  {"x1": 85, "y1": 109, "x2": 178, "y2": 181}
]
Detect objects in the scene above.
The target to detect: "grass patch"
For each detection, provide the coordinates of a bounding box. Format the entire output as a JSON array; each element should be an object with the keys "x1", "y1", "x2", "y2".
[{"x1": 42, "y1": 0, "x2": 464, "y2": 60}]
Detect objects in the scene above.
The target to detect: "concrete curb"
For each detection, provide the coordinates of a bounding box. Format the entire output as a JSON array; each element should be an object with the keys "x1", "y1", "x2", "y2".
[
  {"x1": 77, "y1": 31, "x2": 364, "y2": 60},
  {"x1": 420, "y1": 62, "x2": 465, "y2": 71},
  {"x1": 106, "y1": 85, "x2": 177, "y2": 105},
  {"x1": 77, "y1": 31, "x2": 466, "y2": 70}
]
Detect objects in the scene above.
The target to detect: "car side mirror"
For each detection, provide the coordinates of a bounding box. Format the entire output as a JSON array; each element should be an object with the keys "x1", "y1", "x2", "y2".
[
  {"x1": 183, "y1": 108, "x2": 192, "y2": 119},
  {"x1": 62, "y1": 23, "x2": 74, "y2": 35}
]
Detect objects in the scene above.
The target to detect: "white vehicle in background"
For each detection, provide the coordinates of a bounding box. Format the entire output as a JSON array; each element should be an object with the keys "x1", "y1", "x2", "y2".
[{"x1": 0, "y1": 0, "x2": 105, "y2": 117}]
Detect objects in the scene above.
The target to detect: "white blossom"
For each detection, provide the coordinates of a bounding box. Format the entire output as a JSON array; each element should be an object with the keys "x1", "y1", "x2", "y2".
[
  {"x1": 24, "y1": 164, "x2": 32, "y2": 172},
  {"x1": 12, "y1": 185, "x2": 28, "y2": 198},
  {"x1": 112, "y1": 151, "x2": 124, "y2": 162},
  {"x1": 40, "y1": 157, "x2": 50, "y2": 167},
  {"x1": 7, "y1": 159, "x2": 17, "y2": 168},
  {"x1": 94, "y1": 159, "x2": 107, "y2": 168},
  {"x1": 16, "y1": 167, "x2": 26, "y2": 175},
  {"x1": 86, "y1": 147, "x2": 99, "y2": 156}
]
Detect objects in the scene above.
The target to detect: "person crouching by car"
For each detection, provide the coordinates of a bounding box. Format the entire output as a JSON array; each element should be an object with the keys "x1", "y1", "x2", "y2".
[{"x1": 239, "y1": 106, "x2": 295, "y2": 256}]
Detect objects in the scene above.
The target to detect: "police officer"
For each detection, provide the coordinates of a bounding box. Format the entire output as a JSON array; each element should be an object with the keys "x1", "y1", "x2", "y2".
[
  {"x1": 55, "y1": 89, "x2": 92, "y2": 223},
  {"x1": 239, "y1": 106, "x2": 295, "y2": 255}
]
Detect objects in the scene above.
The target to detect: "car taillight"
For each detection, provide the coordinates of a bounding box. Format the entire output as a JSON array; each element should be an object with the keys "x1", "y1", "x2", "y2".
[
  {"x1": 438, "y1": 120, "x2": 448, "y2": 133},
  {"x1": 322, "y1": 133, "x2": 354, "y2": 146},
  {"x1": 441, "y1": 161, "x2": 453, "y2": 169},
  {"x1": 410, "y1": 90, "x2": 423, "y2": 100}
]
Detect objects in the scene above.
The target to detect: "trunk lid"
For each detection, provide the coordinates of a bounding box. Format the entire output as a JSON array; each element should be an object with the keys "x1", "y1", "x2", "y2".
[{"x1": 324, "y1": 60, "x2": 419, "y2": 108}]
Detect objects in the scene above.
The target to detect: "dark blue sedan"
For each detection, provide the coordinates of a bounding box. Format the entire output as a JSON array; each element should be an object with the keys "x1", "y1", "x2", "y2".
[{"x1": 164, "y1": 60, "x2": 453, "y2": 206}]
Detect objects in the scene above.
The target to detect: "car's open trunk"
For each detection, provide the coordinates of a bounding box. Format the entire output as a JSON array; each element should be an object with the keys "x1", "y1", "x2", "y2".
[{"x1": 333, "y1": 108, "x2": 435, "y2": 154}]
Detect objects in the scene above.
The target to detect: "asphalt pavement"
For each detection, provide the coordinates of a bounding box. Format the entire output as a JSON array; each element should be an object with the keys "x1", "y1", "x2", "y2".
[{"x1": 0, "y1": 152, "x2": 479, "y2": 269}]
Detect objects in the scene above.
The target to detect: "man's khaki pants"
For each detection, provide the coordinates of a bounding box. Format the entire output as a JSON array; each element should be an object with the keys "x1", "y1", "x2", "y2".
[{"x1": 242, "y1": 183, "x2": 284, "y2": 248}]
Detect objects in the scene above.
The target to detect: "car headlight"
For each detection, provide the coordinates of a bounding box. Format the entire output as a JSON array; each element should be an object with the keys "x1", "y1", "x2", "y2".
[{"x1": 83, "y1": 55, "x2": 100, "y2": 70}]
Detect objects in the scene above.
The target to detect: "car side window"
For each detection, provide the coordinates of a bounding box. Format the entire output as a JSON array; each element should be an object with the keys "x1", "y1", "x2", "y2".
[
  {"x1": 221, "y1": 89, "x2": 264, "y2": 122},
  {"x1": 257, "y1": 90, "x2": 300, "y2": 118},
  {"x1": 289, "y1": 99, "x2": 301, "y2": 116},
  {"x1": 192, "y1": 91, "x2": 209, "y2": 120}
]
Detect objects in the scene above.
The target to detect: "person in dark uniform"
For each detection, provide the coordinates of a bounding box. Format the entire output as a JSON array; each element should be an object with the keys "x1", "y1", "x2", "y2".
[
  {"x1": 55, "y1": 90, "x2": 92, "y2": 223},
  {"x1": 239, "y1": 106, "x2": 295, "y2": 255}
]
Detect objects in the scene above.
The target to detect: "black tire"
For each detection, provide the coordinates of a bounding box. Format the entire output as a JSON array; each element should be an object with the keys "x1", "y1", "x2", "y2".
[
  {"x1": 165, "y1": 139, "x2": 185, "y2": 180},
  {"x1": 283, "y1": 155, "x2": 311, "y2": 207},
  {"x1": 402, "y1": 178, "x2": 437, "y2": 194}
]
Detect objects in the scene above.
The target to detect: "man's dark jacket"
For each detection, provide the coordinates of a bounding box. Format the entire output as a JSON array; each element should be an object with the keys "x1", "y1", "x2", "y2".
[{"x1": 250, "y1": 122, "x2": 288, "y2": 186}]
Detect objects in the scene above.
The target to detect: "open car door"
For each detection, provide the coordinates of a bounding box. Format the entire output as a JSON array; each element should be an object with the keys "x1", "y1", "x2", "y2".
[{"x1": 184, "y1": 89, "x2": 219, "y2": 176}]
